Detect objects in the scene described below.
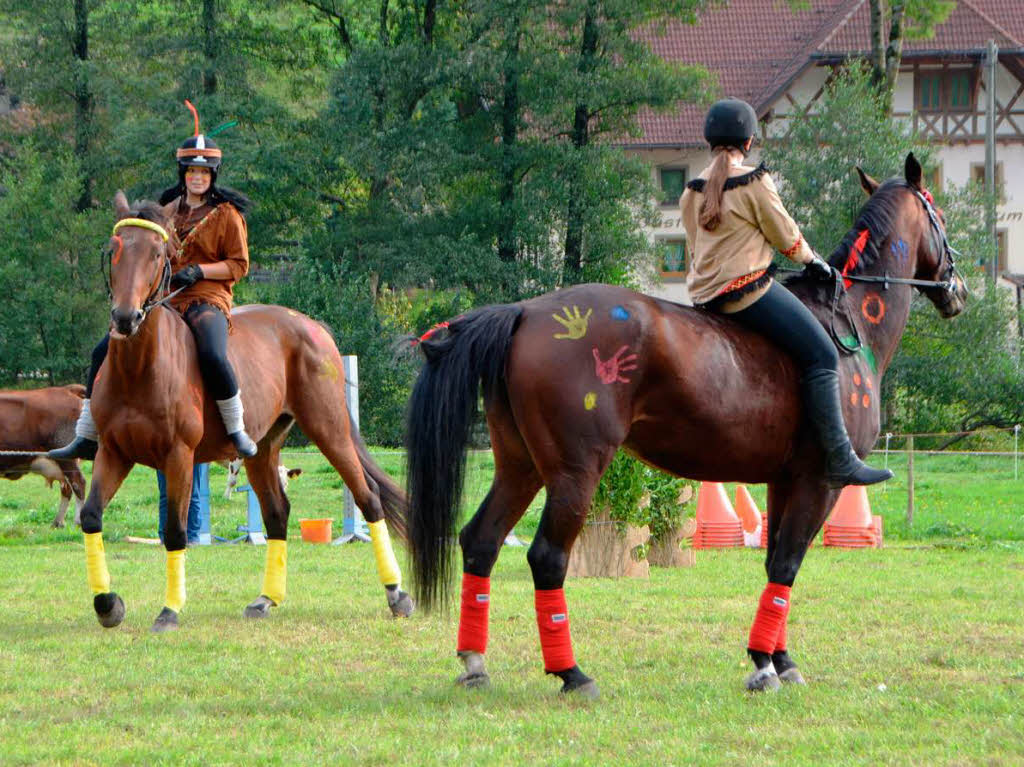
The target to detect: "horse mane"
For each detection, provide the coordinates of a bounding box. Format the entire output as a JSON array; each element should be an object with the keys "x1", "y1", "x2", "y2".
[{"x1": 783, "y1": 178, "x2": 910, "y2": 301}]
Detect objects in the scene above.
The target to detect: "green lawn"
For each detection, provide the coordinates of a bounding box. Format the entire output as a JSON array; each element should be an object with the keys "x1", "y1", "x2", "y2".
[{"x1": 1, "y1": 450, "x2": 1022, "y2": 765}]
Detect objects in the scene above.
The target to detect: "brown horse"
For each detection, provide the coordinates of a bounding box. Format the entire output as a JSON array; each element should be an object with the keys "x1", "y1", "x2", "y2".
[
  {"x1": 78, "y1": 191, "x2": 412, "y2": 632},
  {"x1": 405, "y1": 154, "x2": 967, "y2": 696},
  {"x1": 0, "y1": 384, "x2": 86, "y2": 527}
]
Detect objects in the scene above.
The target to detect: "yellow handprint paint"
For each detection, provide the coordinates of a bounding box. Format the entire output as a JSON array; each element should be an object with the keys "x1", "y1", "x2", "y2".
[
  {"x1": 552, "y1": 305, "x2": 593, "y2": 340},
  {"x1": 584, "y1": 392, "x2": 597, "y2": 410}
]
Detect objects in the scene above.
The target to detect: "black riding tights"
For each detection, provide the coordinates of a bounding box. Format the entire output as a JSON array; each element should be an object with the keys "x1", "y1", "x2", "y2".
[
  {"x1": 723, "y1": 281, "x2": 838, "y2": 375},
  {"x1": 84, "y1": 303, "x2": 239, "y2": 401}
]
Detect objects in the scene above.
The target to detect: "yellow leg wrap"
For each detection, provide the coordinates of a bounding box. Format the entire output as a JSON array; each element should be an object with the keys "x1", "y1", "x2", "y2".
[
  {"x1": 261, "y1": 539, "x2": 287, "y2": 605},
  {"x1": 84, "y1": 532, "x2": 110, "y2": 595},
  {"x1": 368, "y1": 520, "x2": 402, "y2": 588},
  {"x1": 165, "y1": 549, "x2": 186, "y2": 613}
]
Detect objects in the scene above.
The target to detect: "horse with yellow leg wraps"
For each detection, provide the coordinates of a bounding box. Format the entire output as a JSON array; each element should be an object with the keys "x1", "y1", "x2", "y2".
[{"x1": 81, "y1": 192, "x2": 411, "y2": 632}]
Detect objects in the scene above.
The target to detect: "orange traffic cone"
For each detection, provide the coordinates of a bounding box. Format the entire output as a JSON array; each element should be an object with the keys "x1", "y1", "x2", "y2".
[
  {"x1": 823, "y1": 486, "x2": 880, "y2": 548},
  {"x1": 734, "y1": 485, "x2": 765, "y2": 548},
  {"x1": 693, "y1": 482, "x2": 743, "y2": 549}
]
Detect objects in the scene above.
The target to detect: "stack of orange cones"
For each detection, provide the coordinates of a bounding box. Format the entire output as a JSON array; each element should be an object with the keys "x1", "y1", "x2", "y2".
[
  {"x1": 760, "y1": 512, "x2": 768, "y2": 548},
  {"x1": 823, "y1": 486, "x2": 882, "y2": 548},
  {"x1": 692, "y1": 482, "x2": 743, "y2": 549},
  {"x1": 734, "y1": 485, "x2": 765, "y2": 548}
]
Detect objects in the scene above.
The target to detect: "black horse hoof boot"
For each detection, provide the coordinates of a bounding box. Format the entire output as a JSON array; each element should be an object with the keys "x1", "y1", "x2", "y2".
[
  {"x1": 229, "y1": 430, "x2": 258, "y2": 458},
  {"x1": 48, "y1": 437, "x2": 98, "y2": 461},
  {"x1": 826, "y1": 448, "x2": 894, "y2": 488}
]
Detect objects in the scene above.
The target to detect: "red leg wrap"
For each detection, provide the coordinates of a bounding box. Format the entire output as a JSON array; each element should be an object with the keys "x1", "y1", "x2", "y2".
[
  {"x1": 535, "y1": 588, "x2": 575, "y2": 672},
  {"x1": 775, "y1": 609, "x2": 788, "y2": 653},
  {"x1": 747, "y1": 582, "x2": 791, "y2": 654},
  {"x1": 456, "y1": 573, "x2": 490, "y2": 654}
]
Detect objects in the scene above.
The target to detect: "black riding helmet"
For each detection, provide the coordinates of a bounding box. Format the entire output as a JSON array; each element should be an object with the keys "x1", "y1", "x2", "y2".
[
  {"x1": 176, "y1": 134, "x2": 222, "y2": 185},
  {"x1": 704, "y1": 98, "x2": 759, "y2": 149}
]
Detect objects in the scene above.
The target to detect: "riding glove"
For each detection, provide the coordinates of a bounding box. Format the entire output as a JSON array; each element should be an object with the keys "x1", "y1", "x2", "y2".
[
  {"x1": 805, "y1": 254, "x2": 835, "y2": 281},
  {"x1": 170, "y1": 264, "x2": 204, "y2": 290}
]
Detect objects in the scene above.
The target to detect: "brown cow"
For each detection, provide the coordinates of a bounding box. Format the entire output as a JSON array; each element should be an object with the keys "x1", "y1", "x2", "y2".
[{"x1": 0, "y1": 384, "x2": 87, "y2": 527}]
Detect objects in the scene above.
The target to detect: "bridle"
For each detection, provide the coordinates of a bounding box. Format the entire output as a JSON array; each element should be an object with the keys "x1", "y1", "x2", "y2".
[
  {"x1": 103, "y1": 217, "x2": 187, "y2": 321},
  {"x1": 828, "y1": 186, "x2": 963, "y2": 354}
]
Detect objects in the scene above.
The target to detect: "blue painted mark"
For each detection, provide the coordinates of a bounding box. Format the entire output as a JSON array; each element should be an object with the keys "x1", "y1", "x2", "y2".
[
  {"x1": 610, "y1": 306, "x2": 630, "y2": 321},
  {"x1": 891, "y1": 239, "x2": 909, "y2": 262}
]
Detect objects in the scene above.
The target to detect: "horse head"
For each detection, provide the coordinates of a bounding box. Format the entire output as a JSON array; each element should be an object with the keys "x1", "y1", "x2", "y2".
[
  {"x1": 108, "y1": 191, "x2": 179, "y2": 338},
  {"x1": 854, "y1": 153, "x2": 968, "y2": 319}
]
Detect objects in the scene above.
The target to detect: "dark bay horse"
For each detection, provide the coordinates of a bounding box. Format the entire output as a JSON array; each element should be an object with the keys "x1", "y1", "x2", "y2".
[
  {"x1": 406, "y1": 154, "x2": 967, "y2": 696},
  {"x1": 0, "y1": 384, "x2": 87, "y2": 527},
  {"x1": 79, "y1": 192, "x2": 412, "y2": 632}
]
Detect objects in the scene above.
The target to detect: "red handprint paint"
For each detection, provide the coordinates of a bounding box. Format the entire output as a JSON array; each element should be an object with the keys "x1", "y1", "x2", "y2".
[{"x1": 593, "y1": 345, "x2": 638, "y2": 384}]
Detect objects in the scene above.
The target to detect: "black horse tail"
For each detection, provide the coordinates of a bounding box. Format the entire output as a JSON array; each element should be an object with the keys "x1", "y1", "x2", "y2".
[{"x1": 406, "y1": 304, "x2": 523, "y2": 611}]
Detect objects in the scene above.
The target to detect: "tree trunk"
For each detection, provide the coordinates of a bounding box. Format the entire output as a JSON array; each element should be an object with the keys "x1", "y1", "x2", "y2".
[
  {"x1": 73, "y1": 0, "x2": 93, "y2": 211},
  {"x1": 562, "y1": 3, "x2": 599, "y2": 284},
  {"x1": 203, "y1": 0, "x2": 217, "y2": 95},
  {"x1": 497, "y1": 14, "x2": 521, "y2": 265},
  {"x1": 882, "y1": 0, "x2": 906, "y2": 113},
  {"x1": 868, "y1": 0, "x2": 887, "y2": 91}
]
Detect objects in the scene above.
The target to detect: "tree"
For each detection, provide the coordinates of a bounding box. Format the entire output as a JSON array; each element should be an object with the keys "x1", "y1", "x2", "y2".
[{"x1": 868, "y1": 0, "x2": 955, "y2": 110}]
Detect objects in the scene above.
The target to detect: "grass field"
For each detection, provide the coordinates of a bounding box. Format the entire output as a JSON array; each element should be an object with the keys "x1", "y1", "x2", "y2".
[{"x1": 1, "y1": 450, "x2": 1022, "y2": 765}]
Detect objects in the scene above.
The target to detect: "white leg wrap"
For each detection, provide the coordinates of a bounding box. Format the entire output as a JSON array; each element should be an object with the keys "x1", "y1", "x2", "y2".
[
  {"x1": 215, "y1": 392, "x2": 246, "y2": 435},
  {"x1": 75, "y1": 400, "x2": 99, "y2": 441}
]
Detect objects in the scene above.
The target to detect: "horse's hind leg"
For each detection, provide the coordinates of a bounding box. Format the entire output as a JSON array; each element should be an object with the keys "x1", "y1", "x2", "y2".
[
  {"x1": 292, "y1": 400, "x2": 411, "y2": 617},
  {"x1": 745, "y1": 476, "x2": 838, "y2": 691},
  {"x1": 243, "y1": 418, "x2": 293, "y2": 619},
  {"x1": 454, "y1": 421, "x2": 542, "y2": 689}
]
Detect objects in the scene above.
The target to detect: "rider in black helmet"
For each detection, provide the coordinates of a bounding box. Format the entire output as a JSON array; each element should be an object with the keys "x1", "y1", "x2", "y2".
[{"x1": 680, "y1": 98, "x2": 892, "y2": 487}]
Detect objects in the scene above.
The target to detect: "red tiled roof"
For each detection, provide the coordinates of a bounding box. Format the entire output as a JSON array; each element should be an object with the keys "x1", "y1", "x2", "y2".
[
  {"x1": 818, "y1": 0, "x2": 1022, "y2": 55},
  {"x1": 630, "y1": 0, "x2": 1024, "y2": 147}
]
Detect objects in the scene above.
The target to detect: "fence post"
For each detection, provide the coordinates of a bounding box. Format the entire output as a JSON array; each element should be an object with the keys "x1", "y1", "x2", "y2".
[
  {"x1": 1015, "y1": 425, "x2": 1020, "y2": 480},
  {"x1": 883, "y1": 432, "x2": 893, "y2": 492},
  {"x1": 333, "y1": 355, "x2": 371, "y2": 544},
  {"x1": 906, "y1": 435, "x2": 914, "y2": 526}
]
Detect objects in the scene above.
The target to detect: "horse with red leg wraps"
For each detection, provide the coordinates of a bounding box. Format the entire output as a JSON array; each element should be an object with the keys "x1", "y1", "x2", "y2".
[
  {"x1": 78, "y1": 192, "x2": 412, "y2": 632},
  {"x1": 405, "y1": 154, "x2": 966, "y2": 696}
]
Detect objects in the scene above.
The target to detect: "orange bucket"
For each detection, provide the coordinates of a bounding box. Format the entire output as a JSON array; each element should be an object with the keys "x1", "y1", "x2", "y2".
[{"x1": 299, "y1": 518, "x2": 333, "y2": 543}]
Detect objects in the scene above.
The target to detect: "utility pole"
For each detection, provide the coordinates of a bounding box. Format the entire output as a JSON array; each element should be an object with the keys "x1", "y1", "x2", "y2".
[{"x1": 985, "y1": 39, "x2": 998, "y2": 281}]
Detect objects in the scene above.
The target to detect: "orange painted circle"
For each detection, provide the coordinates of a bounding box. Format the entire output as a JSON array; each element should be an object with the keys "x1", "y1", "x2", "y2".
[
  {"x1": 862, "y1": 293, "x2": 886, "y2": 325},
  {"x1": 850, "y1": 392, "x2": 858, "y2": 406},
  {"x1": 853, "y1": 373, "x2": 862, "y2": 386},
  {"x1": 862, "y1": 394, "x2": 870, "y2": 408},
  {"x1": 865, "y1": 376, "x2": 873, "y2": 390}
]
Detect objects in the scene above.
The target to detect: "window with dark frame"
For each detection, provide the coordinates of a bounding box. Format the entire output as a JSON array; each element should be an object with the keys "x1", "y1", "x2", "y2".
[
  {"x1": 917, "y1": 69, "x2": 976, "y2": 112},
  {"x1": 661, "y1": 239, "x2": 687, "y2": 278},
  {"x1": 659, "y1": 168, "x2": 687, "y2": 205},
  {"x1": 971, "y1": 162, "x2": 1006, "y2": 203},
  {"x1": 919, "y1": 74, "x2": 942, "y2": 111}
]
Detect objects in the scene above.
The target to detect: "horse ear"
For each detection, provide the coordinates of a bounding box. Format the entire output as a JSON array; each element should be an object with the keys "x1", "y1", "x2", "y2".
[
  {"x1": 855, "y1": 166, "x2": 879, "y2": 196},
  {"x1": 160, "y1": 199, "x2": 178, "y2": 221},
  {"x1": 113, "y1": 190, "x2": 130, "y2": 218},
  {"x1": 904, "y1": 152, "x2": 923, "y2": 189}
]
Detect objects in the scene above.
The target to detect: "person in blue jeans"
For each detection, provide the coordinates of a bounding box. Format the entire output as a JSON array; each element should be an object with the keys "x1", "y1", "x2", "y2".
[{"x1": 158, "y1": 468, "x2": 203, "y2": 545}]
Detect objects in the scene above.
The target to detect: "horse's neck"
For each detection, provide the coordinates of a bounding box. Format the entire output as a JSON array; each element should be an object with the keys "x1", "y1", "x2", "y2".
[
  {"x1": 843, "y1": 255, "x2": 916, "y2": 380},
  {"x1": 107, "y1": 309, "x2": 180, "y2": 383}
]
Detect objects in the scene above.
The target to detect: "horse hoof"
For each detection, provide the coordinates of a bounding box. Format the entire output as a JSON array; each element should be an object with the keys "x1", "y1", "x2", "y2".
[
  {"x1": 150, "y1": 607, "x2": 179, "y2": 633},
  {"x1": 243, "y1": 595, "x2": 275, "y2": 619},
  {"x1": 456, "y1": 651, "x2": 490, "y2": 688},
  {"x1": 779, "y1": 667, "x2": 806, "y2": 685},
  {"x1": 560, "y1": 679, "x2": 600, "y2": 700},
  {"x1": 745, "y1": 666, "x2": 781, "y2": 692},
  {"x1": 94, "y1": 592, "x2": 125, "y2": 629},
  {"x1": 387, "y1": 590, "x2": 415, "y2": 618}
]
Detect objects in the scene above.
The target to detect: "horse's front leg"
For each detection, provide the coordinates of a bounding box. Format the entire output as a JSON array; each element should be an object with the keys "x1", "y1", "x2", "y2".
[
  {"x1": 79, "y1": 447, "x2": 134, "y2": 628},
  {"x1": 746, "y1": 476, "x2": 838, "y2": 692},
  {"x1": 152, "y1": 449, "x2": 194, "y2": 633}
]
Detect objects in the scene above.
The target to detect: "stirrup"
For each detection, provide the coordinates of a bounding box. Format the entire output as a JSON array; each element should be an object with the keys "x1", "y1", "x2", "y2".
[
  {"x1": 229, "y1": 431, "x2": 258, "y2": 458},
  {"x1": 48, "y1": 437, "x2": 98, "y2": 461}
]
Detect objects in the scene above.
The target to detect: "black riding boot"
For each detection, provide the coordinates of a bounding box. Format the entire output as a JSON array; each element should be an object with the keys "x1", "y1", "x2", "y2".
[{"x1": 802, "y1": 369, "x2": 893, "y2": 488}]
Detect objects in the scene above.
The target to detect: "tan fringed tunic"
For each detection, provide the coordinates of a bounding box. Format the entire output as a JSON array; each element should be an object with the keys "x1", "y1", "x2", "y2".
[
  {"x1": 680, "y1": 163, "x2": 814, "y2": 309},
  {"x1": 169, "y1": 197, "x2": 249, "y2": 319}
]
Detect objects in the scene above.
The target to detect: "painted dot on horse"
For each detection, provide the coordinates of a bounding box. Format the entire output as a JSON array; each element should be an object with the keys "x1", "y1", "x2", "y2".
[
  {"x1": 74, "y1": 191, "x2": 413, "y2": 632},
  {"x1": 405, "y1": 153, "x2": 967, "y2": 696}
]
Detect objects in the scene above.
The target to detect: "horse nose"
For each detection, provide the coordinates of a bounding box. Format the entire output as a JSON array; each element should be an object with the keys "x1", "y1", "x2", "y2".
[{"x1": 111, "y1": 306, "x2": 144, "y2": 335}]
